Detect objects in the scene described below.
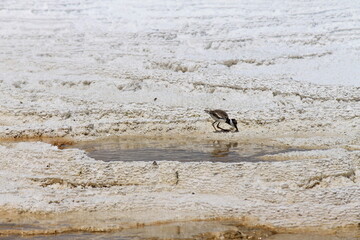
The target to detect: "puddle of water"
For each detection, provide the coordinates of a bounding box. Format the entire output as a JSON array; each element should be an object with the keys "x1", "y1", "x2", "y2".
[
  {"x1": 0, "y1": 220, "x2": 273, "y2": 239},
  {"x1": 1, "y1": 221, "x2": 358, "y2": 240},
  {"x1": 0, "y1": 223, "x2": 44, "y2": 231},
  {"x1": 64, "y1": 137, "x2": 301, "y2": 162},
  {"x1": 266, "y1": 234, "x2": 360, "y2": 240}
]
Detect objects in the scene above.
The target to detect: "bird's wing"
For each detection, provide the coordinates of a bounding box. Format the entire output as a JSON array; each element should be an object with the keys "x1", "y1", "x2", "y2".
[{"x1": 212, "y1": 109, "x2": 229, "y2": 119}]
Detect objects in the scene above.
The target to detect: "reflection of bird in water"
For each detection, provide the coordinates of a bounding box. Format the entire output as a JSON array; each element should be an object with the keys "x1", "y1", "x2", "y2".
[
  {"x1": 211, "y1": 141, "x2": 238, "y2": 158},
  {"x1": 204, "y1": 109, "x2": 238, "y2": 132}
]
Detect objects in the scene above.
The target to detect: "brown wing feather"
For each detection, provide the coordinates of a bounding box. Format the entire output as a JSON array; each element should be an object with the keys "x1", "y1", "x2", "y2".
[{"x1": 209, "y1": 109, "x2": 229, "y2": 119}]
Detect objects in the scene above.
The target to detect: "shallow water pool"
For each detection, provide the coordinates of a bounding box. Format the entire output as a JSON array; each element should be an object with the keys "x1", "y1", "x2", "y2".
[
  {"x1": 1, "y1": 220, "x2": 357, "y2": 240},
  {"x1": 64, "y1": 137, "x2": 301, "y2": 162}
]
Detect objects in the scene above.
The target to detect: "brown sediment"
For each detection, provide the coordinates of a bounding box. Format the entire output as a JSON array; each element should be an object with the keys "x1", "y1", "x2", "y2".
[
  {"x1": 0, "y1": 209, "x2": 124, "y2": 236},
  {"x1": 30, "y1": 177, "x2": 140, "y2": 188},
  {"x1": 0, "y1": 215, "x2": 277, "y2": 239},
  {"x1": 0, "y1": 215, "x2": 359, "y2": 239},
  {"x1": 0, "y1": 208, "x2": 358, "y2": 237},
  {"x1": 0, "y1": 136, "x2": 75, "y2": 149}
]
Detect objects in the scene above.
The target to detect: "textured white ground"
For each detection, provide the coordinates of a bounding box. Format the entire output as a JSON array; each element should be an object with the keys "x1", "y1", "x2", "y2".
[{"x1": 0, "y1": 0, "x2": 359, "y2": 237}]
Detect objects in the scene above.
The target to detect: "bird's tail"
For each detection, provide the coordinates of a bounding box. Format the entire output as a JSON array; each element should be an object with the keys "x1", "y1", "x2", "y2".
[{"x1": 204, "y1": 109, "x2": 211, "y2": 113}]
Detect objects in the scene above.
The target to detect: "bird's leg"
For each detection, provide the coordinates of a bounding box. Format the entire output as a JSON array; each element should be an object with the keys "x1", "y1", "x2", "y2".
[
  {"x1": 216, "y1": 122, "x2": 227, "y2": 131},
  {"x1": 212, "y1": 121, "x2": 219, "y2": 131}
]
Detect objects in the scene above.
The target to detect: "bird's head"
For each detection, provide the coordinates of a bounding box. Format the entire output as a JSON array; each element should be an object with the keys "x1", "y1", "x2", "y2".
[{"x1": 230, "y1": 119, "x2": 239, "y2": 132}]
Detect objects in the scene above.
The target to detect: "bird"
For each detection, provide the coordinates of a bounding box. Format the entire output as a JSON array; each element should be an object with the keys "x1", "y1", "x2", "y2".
[{"x1": 205, "y1": 109, "x2": 238, "y2": 132}]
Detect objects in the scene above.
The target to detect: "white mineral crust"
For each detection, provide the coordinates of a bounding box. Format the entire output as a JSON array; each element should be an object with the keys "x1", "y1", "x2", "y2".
[{"x1": 0, "y1": 0, "x2": 359, "y2": 234}]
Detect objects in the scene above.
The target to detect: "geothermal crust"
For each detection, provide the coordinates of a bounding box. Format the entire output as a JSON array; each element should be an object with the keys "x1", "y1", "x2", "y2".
[{"x1": 0, "y1": 0, "x2": 359, "y2": 236}]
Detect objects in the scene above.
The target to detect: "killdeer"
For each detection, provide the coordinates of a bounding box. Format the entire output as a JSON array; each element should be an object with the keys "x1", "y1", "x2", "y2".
[{"x1": 205, "y1": 109, "x2": 238, "y2": 132}]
